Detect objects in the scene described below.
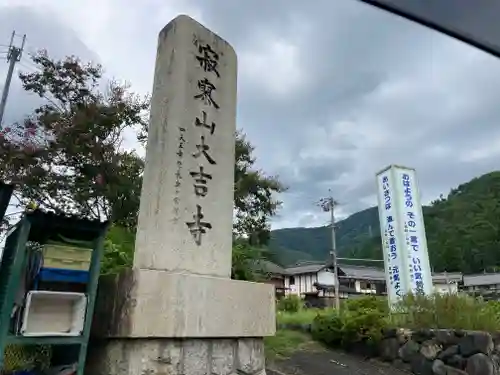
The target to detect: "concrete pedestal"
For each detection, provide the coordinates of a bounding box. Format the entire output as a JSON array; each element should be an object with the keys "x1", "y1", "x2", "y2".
[
  {"x1": 86, "y1": 337, "x2": 266, "y2": 375},
  {"x1": 92, "y1": 269, "x2": 275, "y2": 338},
  {"x1": 88, "y1": 269, "x2": 274, "y2": 374}
]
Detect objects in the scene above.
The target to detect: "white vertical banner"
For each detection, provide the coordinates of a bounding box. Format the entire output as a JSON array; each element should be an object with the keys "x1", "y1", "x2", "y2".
[
  {"x1": 376, "y1": 165, "x2": 433, "y2": 306},
  {"x1": 376, "y1": 167, "x2": 408, "y2": 306},
  {"x1": 392, "y1": 166, "x2": 433, "y2": 296}
]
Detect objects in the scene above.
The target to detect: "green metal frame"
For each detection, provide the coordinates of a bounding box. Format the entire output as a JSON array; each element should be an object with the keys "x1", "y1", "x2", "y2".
[
  {"x1": 0, "y1": 182, "x2": 13, "y2": 221},
  {"x1": 0, "y1": 209, "x2": 109, "y2": 375}
]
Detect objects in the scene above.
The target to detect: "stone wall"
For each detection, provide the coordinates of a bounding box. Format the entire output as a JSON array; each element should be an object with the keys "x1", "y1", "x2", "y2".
[
  {"x1": 379, "y1": 328, "x2": 500, "y2": 375},
  {"x1": 278, "y1": 323, "x2": 500, "y2": 375}
]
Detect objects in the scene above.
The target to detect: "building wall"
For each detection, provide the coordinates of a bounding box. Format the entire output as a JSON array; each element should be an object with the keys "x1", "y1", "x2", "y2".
[
  {"x1": 262, "y1": 276, "x2": 285, "y2": 298},
  {"x1": 465, "y1": 283, "x2": 500, "y2": 292},
  {"x1": 355, "y1": 280, "x2": 377, "y2": 294},
  {"x1": 433, "y1": 282, "x2": 458, "y2": 294},
  {"x1": 283, "y1": 270, "x2": 464, "y2": 298},
  {"x1": 284, "y1": 273, "x2": 318, "y2": 296},
  {"x1": 317, "y1": 269, "x2": 335, "y2": 286}
]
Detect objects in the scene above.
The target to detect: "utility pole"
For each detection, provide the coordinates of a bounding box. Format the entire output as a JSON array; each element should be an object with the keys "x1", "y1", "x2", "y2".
[
  {"x1": 0, "y1": 31, "x2": 26, "y2": 127},
  {"x1": 319, "y1": 194, "x2": 340, "y2": 310}
]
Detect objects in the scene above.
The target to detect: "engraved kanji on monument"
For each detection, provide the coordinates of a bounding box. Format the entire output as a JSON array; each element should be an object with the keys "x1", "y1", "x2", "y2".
[{"x1": 133, "y1": 15, "x2": 237, "y2": 278}]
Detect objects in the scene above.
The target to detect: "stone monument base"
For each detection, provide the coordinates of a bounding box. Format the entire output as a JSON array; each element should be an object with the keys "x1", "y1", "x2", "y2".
[
  {"x1": 85, "y1": 337, "x2": 266, "y2": 375},
  {"x1": 92, "y1": 268, "x2": 276, "y2": 338}
]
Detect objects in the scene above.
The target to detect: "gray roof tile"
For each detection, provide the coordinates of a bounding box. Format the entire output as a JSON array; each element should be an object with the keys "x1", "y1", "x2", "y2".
[{"x1": 463, "y1": 273, "x2": 500, "y2": 286}]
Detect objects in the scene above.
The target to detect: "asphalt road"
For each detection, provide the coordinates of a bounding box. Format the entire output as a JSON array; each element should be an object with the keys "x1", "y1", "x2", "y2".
[{"x1": 267, "y1": 349, "x2": 410, "y2": 375}]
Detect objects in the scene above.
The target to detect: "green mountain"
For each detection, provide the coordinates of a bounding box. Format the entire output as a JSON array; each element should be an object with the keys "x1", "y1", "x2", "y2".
[
  {"x1": 269, "y1": 207, "x2": 379, "y2": 266},
  {"x1": 269, "y1": 171, "x2": 500, "y2": 274}
]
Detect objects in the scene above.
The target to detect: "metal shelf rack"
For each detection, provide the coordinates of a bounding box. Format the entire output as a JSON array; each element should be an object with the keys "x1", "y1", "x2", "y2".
[{"x1": 0, "y1": 208, "x2": 108, "y2": 375}]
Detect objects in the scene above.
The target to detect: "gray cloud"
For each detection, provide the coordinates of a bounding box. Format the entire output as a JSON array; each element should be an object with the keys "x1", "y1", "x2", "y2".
[
  {"x1": 0, "y1": 6, "x2": 100, "y2": 127},
  {"x1": 2, "y1": 1, "x2": 500, "y2": 230}
]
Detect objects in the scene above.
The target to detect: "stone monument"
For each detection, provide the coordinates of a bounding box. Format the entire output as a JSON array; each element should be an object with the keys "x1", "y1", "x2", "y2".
[{"x1": 87, "y1": 15, "x2": 275, "y2": 375}]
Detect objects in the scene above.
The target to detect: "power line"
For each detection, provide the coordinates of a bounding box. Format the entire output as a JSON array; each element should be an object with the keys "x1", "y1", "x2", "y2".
[{"x1": 0, "y1": 31, "x2": 26, "y2": 127}]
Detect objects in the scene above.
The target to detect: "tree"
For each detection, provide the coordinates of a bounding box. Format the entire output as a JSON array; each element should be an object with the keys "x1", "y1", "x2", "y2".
[
  {"x1": 0, "y1": 50, "x2": 149, "y2": 229},
  {"x1": 0, "y1": 51, "x2": 285, "y2": 277}
]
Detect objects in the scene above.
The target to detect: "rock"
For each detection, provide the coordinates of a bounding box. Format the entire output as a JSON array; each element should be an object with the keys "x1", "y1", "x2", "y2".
[
  {"x1": 383, "y1": 327, "x2": 398, "y2": 338},
  {"x1": 379, "y1": 337, "x2": 400, "y2": 361},
  {"x1": 446, "y1": 354, "x2": 466, "y2": 370},
  {"x1": 410, "y1": 353, "x2": 434, "y2": 375},
  {"x1": 491, "y1": 354, "x2": 500, "y2": 374},
  {"x1": 454, "y1": 329, "x2": 466, "y2": 338},
  {"x1": 397, "y1": 328, "x2": 412, "y2": 345},
  {"x1": 466, "y1": 353, "x2": 495, "y2": 375},
  {"x1": 287, "y1": 323, "x2": 302, "y2": 331},
  {"x1": 437, "y1": 345, "x2": 459, "y2": 361},
  {"x1": 300, "y1": 324, "x2": 311, "y2": 333},
  {"x1": 443, "y1": 366, "x2": 468, "y2": 375},
  {"x1": 432, "y1": 359, "x2": 446, "y2": 375},
  {"x1": 420, "y1": 340, "x2": 442, "y2": 360},
  {"x1": 491, "y1": 331, "x2": 500, "y2": 353},
  {"x1": 433, "y1": 329, "x2": 460, "y2": 346},
  {"x1": 277, "y1": 323, "x2": 288, "y2": 330},
  {"x1": 459, "y1": 332, "x2": 494, "y2": 357},
  {"x1": 413, "y1": 329, "x2": 434, "y2": 344},
  {"x1": 399, "y1": 339, "x2": 421, "y2": 363}
]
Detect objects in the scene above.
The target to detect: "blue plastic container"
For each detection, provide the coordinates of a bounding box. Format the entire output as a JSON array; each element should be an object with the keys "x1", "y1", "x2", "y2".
[{"x1": 37, "y1": 267, "x2": 90, "y2": 284}]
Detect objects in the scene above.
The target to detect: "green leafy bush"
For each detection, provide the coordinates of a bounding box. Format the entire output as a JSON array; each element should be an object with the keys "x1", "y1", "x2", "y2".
[
  {"x1": 100, "y1": 226, "x2": 135, "y2": 275},
  {"x1": 311, "y1": 311, "x2": 344, "y2": 346},
  {"x1": 277, "y1": 295, "x2": 303, "y2": 313},
  {"x1": 343, "y1": 295, "x2": 389, "y2": 314},
  {"x1": 341, "y1": 308, "x2": 387, "y2": 345},
  {"x1": 311, "y1": 298, "x2": 389, "y2": 350}
]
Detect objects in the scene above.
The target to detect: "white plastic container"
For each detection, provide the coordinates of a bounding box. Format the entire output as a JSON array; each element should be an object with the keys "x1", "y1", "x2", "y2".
[{"x1": 21, "y1": 291, "x2": 87, "y2": 336}]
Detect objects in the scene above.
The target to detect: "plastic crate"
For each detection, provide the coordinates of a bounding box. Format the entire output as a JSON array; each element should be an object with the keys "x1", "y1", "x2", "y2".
[
  {"x1": 42, "y1": 244, "x2": 92, "y2": 262},
  {"x1": 42, "y1": 258, "x2": 90, "y2": 271},
  {"x1": 38, "y1": 268, "x2": 90, "y2": 284},
  {"x1": 20, "y1": 291, "x2": 87, "y2": 337}
]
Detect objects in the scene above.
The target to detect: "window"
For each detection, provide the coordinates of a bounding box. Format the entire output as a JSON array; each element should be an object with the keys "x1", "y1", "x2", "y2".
[{"x1": 289, "y1": 276, "x2": 295, "y2": 285}]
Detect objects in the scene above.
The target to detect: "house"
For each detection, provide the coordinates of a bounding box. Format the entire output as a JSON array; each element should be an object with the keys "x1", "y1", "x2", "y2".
[
  {"x1": 282, "y1": 261, "x2": 383, "y2": 299},
  {"x1": 432, "y1": 272, "x2": 462, "y2": 294},
  {"x1": 256, "y1": 259, "x2": 287, "y2": 298},
  {"x1": 336, "y1": 264, "x2": 387, "y2": 296},
  {"x1": 462, "y1": 273, "x2": 500, "y2": 298},
  {"x1": 277, "y1": 261, "x2": 463, "y2": 299}
]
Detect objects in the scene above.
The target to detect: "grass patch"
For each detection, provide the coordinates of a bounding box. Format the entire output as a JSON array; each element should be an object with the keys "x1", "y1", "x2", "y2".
[
  {"x1": 393, "y1": 293, "x2": 500, "y2": 331},
  {"x1": 276, "y1": 308, "x2": 330, "y2": 326},
  {"x1": 264, "y1": 329, "x2": 316, "y2": 360}
]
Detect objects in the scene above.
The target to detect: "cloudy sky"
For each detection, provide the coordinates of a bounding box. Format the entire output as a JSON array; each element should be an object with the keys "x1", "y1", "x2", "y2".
[{"x1": 1, "y1": 0, "x2": 499, "y2": 230}]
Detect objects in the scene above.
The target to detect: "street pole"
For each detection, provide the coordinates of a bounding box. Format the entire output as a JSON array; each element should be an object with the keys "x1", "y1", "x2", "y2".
[
  {"x1": 330, "y1": 200, "x2": 340, "y2": 310},
  {"x1": 0, "y1": 31, "x2": 26, "y2": 127},
  {"x1": 319, "y1": 195, "x2": 340, "y2": 310}
]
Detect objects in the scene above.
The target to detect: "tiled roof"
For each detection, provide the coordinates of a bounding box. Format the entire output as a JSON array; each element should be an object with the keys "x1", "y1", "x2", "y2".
[
  {"x1": 284, "y1": 262, "x2": 327, "y2": 274},
  {"x1": 338, "y1": 264, "x2": 386, "y2": 281},
  {"x1": 255, "y1": 260, "x2": 287, "y2": 275},
  {"x1": 463, "y1": 273, "x2": 500, "y2": 287},
  {"x1": 432, "y1": 272, "x2": 463, "y2": 283}
]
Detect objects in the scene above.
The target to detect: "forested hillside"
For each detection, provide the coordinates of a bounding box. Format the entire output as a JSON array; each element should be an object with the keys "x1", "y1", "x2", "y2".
[
  {"x1": 269, "y1": 207, "x2": 379, "y2": 265},
  {"x1": 269, "y1": 171, "x2": 500, "y2": 273}
]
